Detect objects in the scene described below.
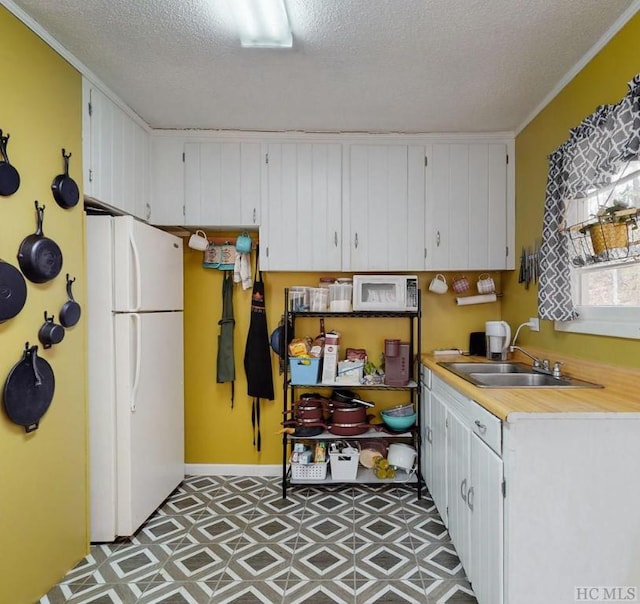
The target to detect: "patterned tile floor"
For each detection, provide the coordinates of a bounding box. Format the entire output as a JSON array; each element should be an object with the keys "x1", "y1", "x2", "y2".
[{"x1": 40, "y1": 475, "x2": 477, "y2": 603}]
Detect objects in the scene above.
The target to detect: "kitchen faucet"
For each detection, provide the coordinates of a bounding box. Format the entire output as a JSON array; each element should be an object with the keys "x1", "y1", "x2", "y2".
[{"x1": 509, "y1": 345, "x2": 564, "y2": 378}]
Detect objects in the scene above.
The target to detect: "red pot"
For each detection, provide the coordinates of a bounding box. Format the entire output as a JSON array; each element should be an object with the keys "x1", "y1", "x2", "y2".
[
  {"x1": 331, "y1": 406, "x2": 367, "y2": 424},
  {"x1": 327, "y1": 421, "x2": 370, "y2": 436}
]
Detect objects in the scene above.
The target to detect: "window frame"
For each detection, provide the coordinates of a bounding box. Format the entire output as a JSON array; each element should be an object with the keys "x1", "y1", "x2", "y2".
[{"x1": 555, "y1": 161, "x2": 640, "y2": 339}]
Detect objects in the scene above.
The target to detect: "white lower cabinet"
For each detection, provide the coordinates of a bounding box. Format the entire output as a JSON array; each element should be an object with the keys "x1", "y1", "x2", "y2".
[
  {"x1": 423, "y1": 364, "x2": 640, "y2": 604},
  {"x1": 428, "y1": 388, "x2": 448, "y2": 525},
  {"x1": 446, "y1": 407, "x2": 472, "y2": 572},
  {"x1": 469, "y1": 432, "x2": 504, "y2": 604},
  {"x1": 423, "y1": 369, "x2": 503, "y2": 604}
]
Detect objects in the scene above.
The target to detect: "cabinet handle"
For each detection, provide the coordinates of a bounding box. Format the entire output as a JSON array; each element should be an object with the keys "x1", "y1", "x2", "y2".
[
  {"x1": 354, "y1": 233, "x2": 359, "y2": 249},
  {"x1": 427, "y1": 426, "x2": 432, "y2": 444},
  {"x1": 334, "y1": 231, "x2": 338, "y2": 247},
  {"x1": 474, "y1": 420, "x2": 487, "y2": 434},
  {"x1": 460, "y1": 478, "x2": 467, "y2": 502},
  {"x1": 436, "y1": 231, "x2": 441, "y2": 247},
  {"x1": 145, "y1": 203, "x2": 151, "y2": 221},
  {"x1": 467, "y1": 486, "x2": 475, "y2": 511},
  {"x1": 253, "y1": 208, "x2": 256, "y2": 224}
]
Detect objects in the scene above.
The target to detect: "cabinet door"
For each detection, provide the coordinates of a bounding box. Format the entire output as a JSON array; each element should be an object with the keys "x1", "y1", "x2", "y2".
[
  {"x1": 421, "y1": 381, "x2": 433, "y2": 491},
  {"x1": 184, "y1": 142, "x2": 261, "y2": 227},
  {"x1": 347, "y1": 145, "x2": 425, "y2": 271},
  {"x1": 446, "y1": 410, "x2": 472, "y2": 572},
  {"x1": 430, "y1": 390, "x2": 448, "y2": 525},
  {"x1": 427, "y1": 142, "x2": 507, "y2": 269},
  {"x1": 261, "y1": 143, "x2": 342, "y2": 271},
  {"x1": 83, "y1": 81, "x2": 149, "y2": 219},
  {"x1": 469, "y1": 434, "x2": 504, "y2": 604},
  {"x1": 149, "y1": 135, "x2": 186, "y2": 226}
]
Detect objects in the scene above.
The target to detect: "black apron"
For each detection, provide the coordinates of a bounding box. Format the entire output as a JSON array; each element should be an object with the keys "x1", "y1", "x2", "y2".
[
  {"x1": 216, "y1": 271, "x2": 235, "y2": 406},
  {"x1": 243, "y1": 249, "x2": 274, "y2": 451}
]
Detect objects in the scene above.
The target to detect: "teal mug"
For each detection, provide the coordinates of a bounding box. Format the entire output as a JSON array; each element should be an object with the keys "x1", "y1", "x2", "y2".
[{"x1": 236, "y1": 232, "x2": 252, "y2": 253}]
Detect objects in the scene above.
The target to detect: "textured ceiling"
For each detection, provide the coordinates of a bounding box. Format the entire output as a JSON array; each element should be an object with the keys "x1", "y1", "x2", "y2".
[{"x1": 6, "y1": 0, "x2": 637, "y2": 133}]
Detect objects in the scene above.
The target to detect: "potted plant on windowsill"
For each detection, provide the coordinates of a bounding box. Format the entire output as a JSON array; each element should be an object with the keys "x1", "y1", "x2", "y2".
[{"x1": 579, "y1": 200, "x2": 638, "y2": 256}]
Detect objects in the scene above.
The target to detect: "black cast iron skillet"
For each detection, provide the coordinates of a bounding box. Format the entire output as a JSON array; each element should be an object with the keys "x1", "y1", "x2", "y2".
[
  {"x1": 0, "y1": 130, "x2": 20, "y2": 197},
  {"x1": 59, "y1": 274, "x2": 81, "y2": 327},
  {"x1": 3, "y1": 343, "x2": 55, "y2": 433},
  {"x1": 0, "y1": 259, "x2": 27, "y2": 322},
  {"x1": 51, "y1": 149, "x2": 79, "y2": 209},
  {"x1": 38, "y1": 311, "x2": 65, "y2": 349},
  {"x1": 18, "y1": 201, "x2": 63, "y2": 283}
]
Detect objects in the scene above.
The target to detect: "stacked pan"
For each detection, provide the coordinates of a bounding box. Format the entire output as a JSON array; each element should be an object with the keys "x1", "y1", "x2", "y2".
[{"x1": 284, "y1": 390, "x2": 375, "y2": 436}]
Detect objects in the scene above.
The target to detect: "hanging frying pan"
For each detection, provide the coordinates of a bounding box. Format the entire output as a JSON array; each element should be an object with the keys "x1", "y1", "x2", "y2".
[
  {"x1": 51, "y1": 148, "x2": 79, "y2": 209},
  {"x1": 17, "y1": 201, "x2": 63, "y2": 283},
  {"x1": 0, "y1": 130, "x2": 20, "y2": 197},
  {"x1": 3, "y1": 343, "x2": 55, "y2": 433},
  {"x1": 0, "y1": 259, "x2": 27, "y2": 323},
  {"x1": 59, "y1": 274, "x2": 81, "y2": 327}
]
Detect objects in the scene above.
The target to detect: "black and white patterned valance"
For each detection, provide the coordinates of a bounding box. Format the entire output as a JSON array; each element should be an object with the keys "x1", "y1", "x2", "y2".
[{"x1": 538, "y1": 74, "x2": 640, "y2": 321}]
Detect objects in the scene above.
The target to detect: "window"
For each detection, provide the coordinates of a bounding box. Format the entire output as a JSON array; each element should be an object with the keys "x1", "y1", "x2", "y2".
[{"x1": 557, "y1": 160, "x2": 640, "y2": 338}]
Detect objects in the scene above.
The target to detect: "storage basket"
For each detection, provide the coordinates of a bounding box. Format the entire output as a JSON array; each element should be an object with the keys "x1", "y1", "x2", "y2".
[
  {"x1": 329, "y1": 448, "x2": 360, "y2": 480},
  {"x1": 290, "y1": 459, "x2": 328, "y2": 480},
  {"x1": 289, "y1": 357, "x2": 321, "y2": 385},
  {"x1": 588, "y1": 222, "x2": 629, "y2": 255}
]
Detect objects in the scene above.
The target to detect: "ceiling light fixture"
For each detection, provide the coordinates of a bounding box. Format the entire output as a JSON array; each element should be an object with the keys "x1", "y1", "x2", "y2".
[{"x1": 229, "y1": 0, "x2": 293, "y2": 48}]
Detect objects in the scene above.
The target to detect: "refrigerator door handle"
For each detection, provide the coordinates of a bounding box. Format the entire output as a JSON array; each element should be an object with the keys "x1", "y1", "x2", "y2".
[
  {"x1": 129, "y1": 226, "x2": 142, "y2": 311},
  {"x1": 130, "y1": 313, "x2": 142, "y2": 412}
]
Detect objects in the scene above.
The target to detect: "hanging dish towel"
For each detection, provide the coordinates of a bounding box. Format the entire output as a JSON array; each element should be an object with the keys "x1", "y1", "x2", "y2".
[
  {"x1": 243, "y1": 247, "x2": 274, "y2": 451},
  {"x1": 233, "y1": 252, "x2": 253, "y2": 290},
  {"x1": 216, "y1": 271, "x2": 235, "y2": 406}
]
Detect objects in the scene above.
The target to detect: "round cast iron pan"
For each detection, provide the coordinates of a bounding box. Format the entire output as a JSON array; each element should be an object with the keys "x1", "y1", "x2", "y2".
[
  {"x1": 59, "y1": 274, "x2": 81, "y2": 327},
  {"x1": 0, "y1": 259, "x2": 27, "y2": 322},
  {"x1": 3, "y1": 343, "x2": 55, "y2": 432},
  {"x1": 51, "y1": 149, "x2": 79, "y2": 209},
  {"x1": 17, "y1": 201, "x2": 63, "y2": 283},
  {"x1": 0, "y1": 130, "x2": 20, "y2": 196}
]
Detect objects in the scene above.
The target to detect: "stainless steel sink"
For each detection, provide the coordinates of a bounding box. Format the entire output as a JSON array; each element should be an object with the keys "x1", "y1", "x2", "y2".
[
  {"x1": 437, "y1": 361, "x2": 602, "y2": 388},
  {"x1": 438, "y1": 362, "x2": 531, "y2": 374}
]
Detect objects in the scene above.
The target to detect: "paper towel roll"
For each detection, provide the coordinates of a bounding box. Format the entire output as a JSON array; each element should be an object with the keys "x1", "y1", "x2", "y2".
[{"x1": 455, "y1": 293, "x2": 498, "y2": 306}]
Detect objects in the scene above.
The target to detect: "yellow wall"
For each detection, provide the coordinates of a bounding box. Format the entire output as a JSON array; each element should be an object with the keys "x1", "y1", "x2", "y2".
[
  {"x1": 0, "y1": 8, "x2": 87, "y2": 603},
  {"x1": 504, "y1": 11, "x2": 640, "y2": 368},
  {"x1": 184, "y1": 246, "x2": 502, "y2": 464}
]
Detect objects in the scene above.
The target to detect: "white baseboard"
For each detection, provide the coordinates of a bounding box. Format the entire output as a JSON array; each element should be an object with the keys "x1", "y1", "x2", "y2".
[{"x1": 185, "y1": 464, "x2": 281, "y2": 477}]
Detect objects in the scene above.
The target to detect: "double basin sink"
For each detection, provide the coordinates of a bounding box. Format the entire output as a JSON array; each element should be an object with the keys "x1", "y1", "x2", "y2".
[{"x1": 438, "y1": 361, "x2": 603, "y2": 388}]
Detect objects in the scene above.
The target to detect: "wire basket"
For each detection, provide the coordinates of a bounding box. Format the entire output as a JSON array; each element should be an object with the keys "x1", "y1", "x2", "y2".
[
  {"x1": 566, "y1": 215, "x2": 640, "y2": 266},
  {"x1": 290, "y1": 460, "x2": 328, "y2": 480}
]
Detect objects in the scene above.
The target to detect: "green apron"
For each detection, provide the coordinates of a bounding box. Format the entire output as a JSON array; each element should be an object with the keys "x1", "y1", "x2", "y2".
[{"x1": 216, "y1": 271, "x2": 235, "y2": 406}]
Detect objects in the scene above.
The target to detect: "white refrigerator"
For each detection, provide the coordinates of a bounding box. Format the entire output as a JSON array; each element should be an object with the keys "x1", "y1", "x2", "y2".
[{"x1": 86, "y1": 214, "x2": 184, "y2": 542}]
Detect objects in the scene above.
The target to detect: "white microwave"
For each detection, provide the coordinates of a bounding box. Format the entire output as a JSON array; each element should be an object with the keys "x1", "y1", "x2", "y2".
[{"x1": 352, "y1": 275, "x2": 419, "y2": 311}]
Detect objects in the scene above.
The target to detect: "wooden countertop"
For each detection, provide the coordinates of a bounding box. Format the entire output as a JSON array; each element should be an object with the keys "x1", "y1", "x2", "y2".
[{"x1": 421, "y1": 350, "x2": 640, "y2": 421}]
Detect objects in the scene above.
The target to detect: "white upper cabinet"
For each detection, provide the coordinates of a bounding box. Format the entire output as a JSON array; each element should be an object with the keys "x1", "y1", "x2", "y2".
[
  {"x1": 426, "y1": 142, "x2": 509, "y2": 270},
  {"x1": 82, "y1": 78, "x2": 150, "y2": 219},
  {"x1": 148, "y1": 134, "x2": 186, "y2": 226},
  {"x1": 346, "y1": 144, "x2": 426, "y2": 271},
  {"x1": 184, "y1": 142, "x2": 261, "y2": 228},
  {"x1": 261, "y1": 142, "x2": 342, "y2": 271}
]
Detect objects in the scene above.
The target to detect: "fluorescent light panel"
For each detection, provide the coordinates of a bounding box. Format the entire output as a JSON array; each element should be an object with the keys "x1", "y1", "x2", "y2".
[{"x1": 230, "y1": 0, "x2": 292, "y2": 48}]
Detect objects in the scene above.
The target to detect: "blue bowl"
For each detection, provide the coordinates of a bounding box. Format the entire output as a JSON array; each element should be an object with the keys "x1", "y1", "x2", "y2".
[{"x1": 380, "y1": 411, "x2": 416, "y2": 431}]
